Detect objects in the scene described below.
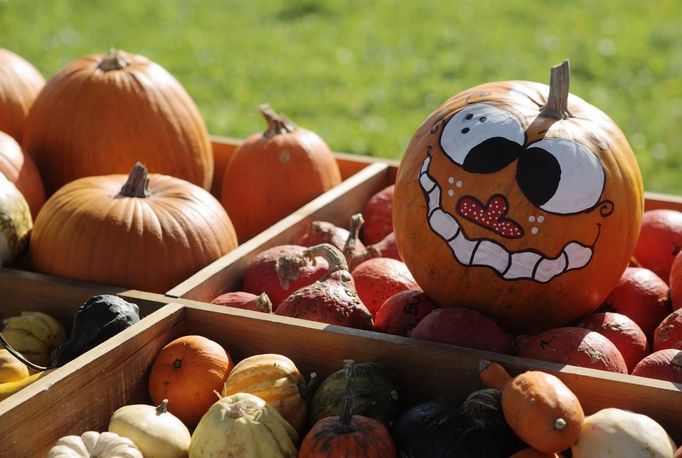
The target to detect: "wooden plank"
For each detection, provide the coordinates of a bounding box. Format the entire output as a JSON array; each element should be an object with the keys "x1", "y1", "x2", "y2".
[
  {"x1": 2, "y1": 294, "x2": 680, "y2": 457},
  {"x1": 167, "y1": 161, "x2": 393, "y2": 300}
]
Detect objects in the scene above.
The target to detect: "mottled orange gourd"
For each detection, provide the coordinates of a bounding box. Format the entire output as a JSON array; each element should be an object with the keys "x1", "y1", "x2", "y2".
[{"x1": 22, "y1": 49, "x2": 213, "y2": 195}]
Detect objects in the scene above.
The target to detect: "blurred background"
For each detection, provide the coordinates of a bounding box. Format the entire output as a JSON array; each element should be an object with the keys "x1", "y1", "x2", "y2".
[{"x1": 2, "y1": 0, "x2": 681, "y2": 193}]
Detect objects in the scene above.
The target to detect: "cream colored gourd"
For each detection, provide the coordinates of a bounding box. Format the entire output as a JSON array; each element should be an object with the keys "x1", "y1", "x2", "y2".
[
  {"x1": 222, "y1": 353, "x2": 309, "y2": 433},
  {"x1": 189, "y1": 392, "x2": 298, "y2": 458},
  {"x1": 571, "y1": 408, "x2": 676, "y2": 458},
  {"x1": 108, "y1": 399, "x2": 191, "y2": 458},
  {"x1": 46, "y1": 431, "x2": 143, "y2": 458},
  {"x1": 0, "y1": 176, "x2": 31, "y2": 266}
]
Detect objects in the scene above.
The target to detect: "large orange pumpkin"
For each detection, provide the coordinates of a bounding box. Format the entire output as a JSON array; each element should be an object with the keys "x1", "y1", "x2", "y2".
[
  {"x1": 0, "y1": 48, "x2": 45, "y2": 142},
  {"x1": 29, "y1": 163, "x2": 237, "y2": 293},
  {"x1": 22, "y1": 49, "x2": 213, "y2": 195},
  {"x1": 148, "y1": 335, "x2": 233, "y2": 427},
  {"x1": 0, "y1": 131, "x2": 45, "y2": 218},
  {"x1": 221, "y1": 104, "x2": 342, "y2": 242},
  {"x1": 393, "y1": 61, "x2": 644, "y2": 334}
]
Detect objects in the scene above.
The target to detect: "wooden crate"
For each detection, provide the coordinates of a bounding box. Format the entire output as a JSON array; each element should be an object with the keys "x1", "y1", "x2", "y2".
[{"x1": 1, "y1": 292, "x2": 681, "y2": 456}]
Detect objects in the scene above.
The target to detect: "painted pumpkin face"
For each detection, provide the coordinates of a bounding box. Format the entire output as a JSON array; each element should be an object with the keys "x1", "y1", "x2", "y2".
[{"x1": 394, "y1": 69, "x2": 644, "y2": 334}]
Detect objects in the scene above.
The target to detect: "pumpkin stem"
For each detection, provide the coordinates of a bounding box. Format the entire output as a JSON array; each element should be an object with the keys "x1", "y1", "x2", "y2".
[
  {"x1": 118, "y1": 162, "x2": 151, "y2": 198},
  {"x1": 97, "y1": 48, "x2": 131, "y2": 72},
  {"x1": 299, "y1": 371, "x2": 318, "y2": 400},
  {"x1": 303, "y1": 243, "x2": 349, "y2": 276},
  {"x1": 0, "y1": 331, "x2": 50, "y2": 371},
  {"x1": 540, "y1": 59, "x2": 571, "y2": 120},
  {"x1": 336, "y1": 359, "x2": 356, "y2": 434},
  {"x1": 260, "y1": 104, "x2": 296, "y2": 137},
  {"x1": 156, "y1": 399, "x2": 169, "y2": 415},
  {"x1": 255, "y1": 293, "x2": 274, "y2": 313},
  {"x1": 479, "y1": 360, "x2": 512, "y2": 390}
]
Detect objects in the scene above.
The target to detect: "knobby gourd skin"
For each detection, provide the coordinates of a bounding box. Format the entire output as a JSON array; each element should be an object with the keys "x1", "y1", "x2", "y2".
[{"x1": 394, "y1": 62, "x2": 644, "y2": 334}]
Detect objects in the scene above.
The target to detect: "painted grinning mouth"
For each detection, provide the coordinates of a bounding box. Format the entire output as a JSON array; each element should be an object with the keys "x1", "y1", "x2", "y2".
[{"x1": 419, "y1": 154, "x2": 595, "y2": 283}]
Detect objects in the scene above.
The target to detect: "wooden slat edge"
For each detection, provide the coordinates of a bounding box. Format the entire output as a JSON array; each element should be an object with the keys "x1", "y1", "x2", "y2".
[{"x1": 166, "y1": 161, "x2": 391, "y2": 299}]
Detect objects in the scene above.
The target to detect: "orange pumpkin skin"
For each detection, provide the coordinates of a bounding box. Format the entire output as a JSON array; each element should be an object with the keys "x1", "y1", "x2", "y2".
[
  {"x1": 299, "y1": 414, "x2": 397, "y2": 458},
  {"x1": 393, "y1": 63, "x2": 644, "y2": 334},
  {"x1": 0, "y1": 131, "x2": 45, "y2": 218},
  {"x1": 22, "y1": 49, "x2": 213, "y2": 195},
  {"x1": 148, "y1": 335, "x2": 233, "y2": 427},
  {"x1": 0, "y1": 48, "x2": 45, "y2": 142},
  {"x1": 29, "y1": 164, "x2": 237, "y2": 293},
  {"x1": 221, "y1": 105, "x2": 342, "y2": 242}
]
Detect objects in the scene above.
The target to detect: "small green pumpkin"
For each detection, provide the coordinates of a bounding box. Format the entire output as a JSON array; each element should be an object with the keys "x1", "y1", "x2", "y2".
[
  {"x1": 309, "y1": 361, "x2": 400, "y2": 429},
  {"x1": 0, "y1": 175, "x2": 31, "y2": 266}
]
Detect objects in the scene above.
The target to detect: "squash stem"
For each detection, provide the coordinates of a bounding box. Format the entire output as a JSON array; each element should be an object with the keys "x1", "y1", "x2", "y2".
[
  {"x1": 118, "y1": 162, "x2": 151, "y2": 198},
  {"x1": 98, "y1": 48, "x2": 131, "y2": 72},
  {"x1": 540, "y1": 59, "x2": 571, "y2": 120},
  {"x1": 255, "y1": 293, "x2": 274, "y2": 313},
  {"x1": 299, "y1": 372, "x2": 318, "y2": 400},
  {"x1": 336, "y1": 359, "x2": 356, "y2": 434},
  {"x1": 304, "y1": 243, "x2": 349, "y2": 276},
  {"x1": 0, "y1": 331, "x2": 49, "y2": 371},
  {"x1": 260, "y1": 104, "x2": 295, "y2": 137},
  {"x1": 156, "y1": 399, "x2": 169, "y2": 415}
]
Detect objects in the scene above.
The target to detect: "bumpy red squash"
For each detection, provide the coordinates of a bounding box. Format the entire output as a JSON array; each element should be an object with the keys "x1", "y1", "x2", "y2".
[
  {"x1": 22, "y1": 49, "x2": 213, "y2": 195},
  {"x1": 221, "y1": 104, "x2": 342, "y2": 242},
  {"x1": 393, "y1": 60, "x2": 643, "y2": 334},
  {"x1": 0, "y1": 48, "x2": 45, "y2": 142},
  {"x1": 29, "y1": 163, "x2": 237, "y2": 293},
  {"x1": 0, "y1": 131, "x2": 44, "y2": 218}
]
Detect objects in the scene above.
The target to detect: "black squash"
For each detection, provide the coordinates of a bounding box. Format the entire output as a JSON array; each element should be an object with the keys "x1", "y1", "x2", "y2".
[{"x1": 392, "y1": 389, "x2": 526, "y2": 457}]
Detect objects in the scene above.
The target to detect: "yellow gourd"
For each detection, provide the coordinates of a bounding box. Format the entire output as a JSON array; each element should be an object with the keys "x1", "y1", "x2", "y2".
[
  {"x1": 189, "y1": 392, "x2": 298, "y2": 458},
  {"x1": 108, "y1": 399, "x2": 191, "y2": 458},
  {"x1": 0, "y1": 348, "x2": 28, "y2": 382}
]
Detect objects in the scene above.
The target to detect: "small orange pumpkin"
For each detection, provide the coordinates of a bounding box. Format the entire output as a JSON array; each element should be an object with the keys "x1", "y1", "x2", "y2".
[
  {"x1": 393, "y1": 60, "x2": 644, "y2": 334},
  {"x1": 22, "y1": 49, "x2": 213, "y2": 195},
  {"x1": 0, "y1": 48, "x2": 45, "y2": 142},
  {"x1": 148, "y1": 335, "x2": 233, "y2": 427},
  {"x1": 480, "y1": 360, "x2": 584, "y2": 453},
  {"x1": 0, "y1": 131, "x2": 45, "y2": 218},
  {"x1": 29, "y1": 162, "x2": 238, "y2": 293},
  {"x1": 299, "y1": 360, "x2": 397, "y2": 458},
  {"x1": 220, "y1": 104, "x2": 342, "y2": 242}
]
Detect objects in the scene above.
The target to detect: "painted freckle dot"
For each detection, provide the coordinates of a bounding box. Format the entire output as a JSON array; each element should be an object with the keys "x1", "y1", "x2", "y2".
[
  {"x1": 479, "y1": 116, "x2": 487, "y2": 122},
  {"x1": 448, "y1": 177, "x2": 455, "y2": 184},
  {"x1": 537, "y1": 216, "x2": 545, "y2": 223},
  {"x1": 461, "y1": 127, "x2": 470, "y2": 134},
  {"x1": 448, "y1": 189, "x2": 455, "y2": 197},
  {"x1": 531, "y1": 227, "x2": 539, "y2": 235},
  {"x1": 456, "y1": 181, "x2": 462, "y2": 187},
  {"x1": 465, "y1": 113, "x2": 474, "y2": 120},
  {"x1": 528, "y1": 216, "x2": 536, "y2": 223}
]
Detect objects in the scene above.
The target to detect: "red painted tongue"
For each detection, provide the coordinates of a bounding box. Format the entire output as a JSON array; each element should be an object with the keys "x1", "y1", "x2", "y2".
[{"x1": 456, "y1": 194, "x2": 524, "y2": 239}]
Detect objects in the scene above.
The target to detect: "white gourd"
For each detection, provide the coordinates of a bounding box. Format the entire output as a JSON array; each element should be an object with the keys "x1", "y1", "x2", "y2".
[
  {"x1": 46, "y1": 431, "x2": 143, "y2": 458},
  {"x1": 571, "y1": 408, "x2": 677, "y2": 458}
]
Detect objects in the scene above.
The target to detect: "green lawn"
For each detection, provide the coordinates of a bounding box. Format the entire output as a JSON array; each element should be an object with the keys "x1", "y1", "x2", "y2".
[{"x1": 2, "y1": 0, "x2": 681, "y2": 193}]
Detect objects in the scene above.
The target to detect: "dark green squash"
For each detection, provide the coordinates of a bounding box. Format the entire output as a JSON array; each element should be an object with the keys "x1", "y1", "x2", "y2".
[
  {"x1": 309, "y1": 361, "x2": 401, "y2": 429},
  {"x1": 392, "y1": 389, "x2": 526, "y2": 458},
  {"x1": 0, "y1": 294, "x2": 140, "y2": 371}
]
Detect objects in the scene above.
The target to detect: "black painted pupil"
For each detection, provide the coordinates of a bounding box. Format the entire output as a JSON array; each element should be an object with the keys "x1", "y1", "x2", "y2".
[
  {"x1": 461, "y1": 137, "x2": 522, "y2": 173},
  {"x1": 516, "y1": 147, "x2": 561, "y2": 206}
]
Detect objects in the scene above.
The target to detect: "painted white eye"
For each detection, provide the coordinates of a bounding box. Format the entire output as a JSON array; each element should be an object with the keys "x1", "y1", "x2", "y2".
[
  {"x1": 517, "y1": 138, "x2": 605, "y2": 214},
  {"x1": 440, "y1": 103, "x2": 525, "y2": 167}
]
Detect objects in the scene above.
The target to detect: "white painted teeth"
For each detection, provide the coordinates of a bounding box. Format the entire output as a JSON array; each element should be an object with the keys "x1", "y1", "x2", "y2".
[{"x1": 418, "y1": 154, "x2": 593, "y2": 283}]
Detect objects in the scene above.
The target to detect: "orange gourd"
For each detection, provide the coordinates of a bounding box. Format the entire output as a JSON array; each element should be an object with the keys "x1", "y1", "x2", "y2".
[
  {"x1": 0, "y1": 48, "x2": 45, "y2": 142},
  {"x1": 148, "y1": 335, "x2": 233, "y2": 427},
  {"x1": 299, "y1": 360, "x2": 397, "y2": 458},
  {"x1": 480, "y1": 360, "x2": 584, "y2": 453},
  {"x1": 221, "y1": 104, "x2": 342, "y2": 242},
  {"x1": 22, "y1": 49, "x2": 213, "y2": 195},
  {"x1": 393, "y1": 60, "x2": 644, "y2": 334},
  {"x1": 29, "y1": 163, "x2": 237, "y2": 293},
  {"x1": 0, "y1": 131, "x2": 45, "y2": 218}
]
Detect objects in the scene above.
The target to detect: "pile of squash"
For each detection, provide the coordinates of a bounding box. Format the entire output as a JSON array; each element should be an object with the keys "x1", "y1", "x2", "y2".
[
  {"x1": 44, "y1": 334, "x2": 680, "y2": 457},
  {"x1": 0, "y1": 47, "x2": 343, "y2": 293}
]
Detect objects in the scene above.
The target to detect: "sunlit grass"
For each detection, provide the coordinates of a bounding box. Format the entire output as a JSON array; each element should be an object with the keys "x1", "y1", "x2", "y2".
[{"x1": 2, "y1": 0, "x2": 681, "y2": 193}]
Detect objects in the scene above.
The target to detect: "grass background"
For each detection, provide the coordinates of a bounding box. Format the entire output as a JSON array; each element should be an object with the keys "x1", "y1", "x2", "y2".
[{"x1": 2, "y1": 0, "x2": 681, "y2": 193}]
